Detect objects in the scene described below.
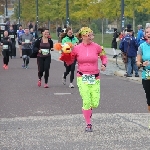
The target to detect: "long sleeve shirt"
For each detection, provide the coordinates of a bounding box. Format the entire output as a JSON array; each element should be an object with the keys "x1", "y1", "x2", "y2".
[
  {"x1": 67, "y1": 42, "x2": 107, "y2": 77},
  {"x1": 1, "y1": 36, "x2": 12, "y2": 51},
  {"x1": 19, "y1": 33, "x2": 33, "y2": 49},
  {"x1": 119, "y1": 34, "x2": 138, "y2": 57}
]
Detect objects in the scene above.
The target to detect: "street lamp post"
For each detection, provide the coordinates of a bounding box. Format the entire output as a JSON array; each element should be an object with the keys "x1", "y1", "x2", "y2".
[
  {"x1": 6, "y1": 0, "x2": 8, "y2": 17},
  {"x1": 66, "y1": 0, "x2": 69, "y2": 26},
  {"x1": 36, "y1": 0, "x2": 38, "y2": 32},
  {"x1": 18, "y1": 0, "x2": 20, "y2": 25},
  {"x1": 1, "y1": 4, "x2": 5, "y2": 18},
  {"x1": 121, "y1": 0, "x2": 124, "y2": 31}
]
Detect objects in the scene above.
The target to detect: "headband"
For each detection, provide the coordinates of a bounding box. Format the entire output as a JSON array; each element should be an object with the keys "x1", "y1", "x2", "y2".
[{"x1": 79, "y1": 27, "x2": 93, "y2": 35}]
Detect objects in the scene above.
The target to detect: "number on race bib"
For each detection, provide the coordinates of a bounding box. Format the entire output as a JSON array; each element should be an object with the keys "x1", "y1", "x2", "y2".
[
  {"x1": 82, "y1": 74, "x2": 96, "y2": 84},
  {"x1": 3, "y1": 45, "x2": 8, "y2": 49},
  {"x1": 41, "y1": 49, "x2": 49, "y2": 55},
  {"x1": 9, "y1": 35, "x2": 14, "y2": 38},
  {"x1": 25, "y1": 39, "x2": 30, "y2": 43}
]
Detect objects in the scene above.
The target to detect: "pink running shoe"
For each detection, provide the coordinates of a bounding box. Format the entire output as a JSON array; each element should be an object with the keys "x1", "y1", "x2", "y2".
[
  {"x1": 5, "y1": 65, "x2": 8, "y2": 70},
  {"x1": 38, "y1": 80, "x2": 41, "y2": 87},
  {"x1": 3, "y1": 64, "x2": 6, "y2": 69},
  {"x1": 44, "y1": 84, "x2": 49, "y2": 88}
]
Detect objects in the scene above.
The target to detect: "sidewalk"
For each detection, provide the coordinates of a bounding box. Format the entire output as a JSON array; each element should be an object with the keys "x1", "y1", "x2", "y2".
[{"x1": 103, "y1": 48, "x2": 142, "y2": 82}]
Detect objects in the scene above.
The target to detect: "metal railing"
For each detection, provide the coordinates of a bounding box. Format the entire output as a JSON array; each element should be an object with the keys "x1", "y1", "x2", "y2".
[{"x1": 116, "y1": 52, "x2": 127, "y2": 71}]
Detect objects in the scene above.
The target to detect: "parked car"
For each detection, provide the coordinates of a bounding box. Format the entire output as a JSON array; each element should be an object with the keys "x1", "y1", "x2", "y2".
[{"x1": 106, "y1": 29, "x2": 114, "y2": 34}]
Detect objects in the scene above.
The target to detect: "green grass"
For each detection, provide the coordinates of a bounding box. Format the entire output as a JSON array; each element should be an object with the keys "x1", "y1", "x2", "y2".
[
  {"x1": 50, "y1": 33, "x2": 58, "y2": 40},
  {"x1": 50, "y1": 33, "x2": 113, "y2": 48},
  {"x1": 93, "y1": 33, "x2": 112, "y2": 48}
]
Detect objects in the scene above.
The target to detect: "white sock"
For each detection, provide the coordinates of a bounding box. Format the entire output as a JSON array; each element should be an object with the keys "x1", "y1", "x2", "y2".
[{"x1": 112, "y1": 48, "x2": 117, "y2": 55}]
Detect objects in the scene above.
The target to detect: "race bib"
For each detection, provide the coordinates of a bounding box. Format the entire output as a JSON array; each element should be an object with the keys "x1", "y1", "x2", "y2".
[
  {"x1": 145, "y1": 69, "x2": 150, "y2": 80},
  {"x1": 41, "y1": 49, "x2": 49, "y2": 55},
  {"x1": 25, "y1": 39, "x2": 30, "y2": 43},
  {"x1": 3, "y1": 45, "x2": 8, "y2": 49},
  {"x1": 82, "y1": 74, "x2": 96, "y2": 84},
  {"x1": 9, "y1": 35, "x2": 14, "y2": 38},
  {"x1": 1, "y1": 26, "x2": 5, "y2": 30}
]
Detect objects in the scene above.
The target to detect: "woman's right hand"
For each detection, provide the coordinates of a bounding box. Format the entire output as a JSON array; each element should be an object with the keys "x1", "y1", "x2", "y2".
[
  {"x1": 39, "y1": 49, "x2": 42, "y2": 53},
  {"x1": 143, "y1": 61, "x2": 150, "y2": 66}
]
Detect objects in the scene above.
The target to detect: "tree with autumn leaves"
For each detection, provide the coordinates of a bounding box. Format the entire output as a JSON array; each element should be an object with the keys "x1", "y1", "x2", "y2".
[
  {"x1": 12, "y1": 0, "x2": 150, "y2": 30},
  {"x1": 0, "y1": 0, "x2": 12, "y2": 15}
]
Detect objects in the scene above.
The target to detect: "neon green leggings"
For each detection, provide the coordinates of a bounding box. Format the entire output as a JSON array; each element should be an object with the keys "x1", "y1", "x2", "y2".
[{"x1": 77, "y1": 77, "x2": 100, "y2": 110}]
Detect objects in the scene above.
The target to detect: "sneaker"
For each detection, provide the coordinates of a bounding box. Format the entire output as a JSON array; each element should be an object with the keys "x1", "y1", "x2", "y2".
[
  {"x1": 44, "y1": 84, "x2": 49, "y2": 88},
  {"x1": 62, "y1": 75, "x2": 66, "y2": 85},
  {"x1": 26, "y1": 65, "x2": 29, "y2": 69},
  {"x1": 125, "y1": 74, "x2": 132, "y2": 77},
  {"x1": 135, "y1": 74, "x2": 139, "y2": 77},
  {"x1": 5, "y1": 65, "x2": 8, "y2": 70},
  {"x1": 38, "y1": 80, "x2": 41, "y2": 87},
  {"x1": 85, "y1": 124, "x2": 93, "y2": 132},
  {"x1": 22, "y1": 64, "x2": 25, "y2": 68},
  {"x1": 69, "y1": 83, "x2": 74, "y2": 88},
  {"x1": 3, "y1": 64, "x2": 6, "y2": 69}
]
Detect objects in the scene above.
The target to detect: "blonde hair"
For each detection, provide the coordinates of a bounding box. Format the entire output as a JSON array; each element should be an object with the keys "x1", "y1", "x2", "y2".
[
  {"x1": 145, "y1": 26, "x2": 150, "y2": 31},
  {"x1": 145, "y1": 23, "x2": 150, "y2": 28}
]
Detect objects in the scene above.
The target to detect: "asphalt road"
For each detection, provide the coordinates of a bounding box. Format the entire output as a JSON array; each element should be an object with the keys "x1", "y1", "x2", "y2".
[{"x1": 0, "y1": 53, "x2": 149, "y2": 150}]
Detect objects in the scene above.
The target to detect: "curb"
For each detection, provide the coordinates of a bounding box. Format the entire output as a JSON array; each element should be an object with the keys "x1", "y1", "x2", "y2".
[
  {"x1": 108, "y1": 57, "x2": 123, "y2": 64},
  {"x1": 114, "y1": 70, "x2": 142, "y2": 82}
]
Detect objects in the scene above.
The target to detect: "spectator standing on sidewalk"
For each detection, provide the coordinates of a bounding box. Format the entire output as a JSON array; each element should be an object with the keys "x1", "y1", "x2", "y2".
[
  {"x1": 119, "y1": 28, "x2": 139, "y2": 77},
  {"x1": 57, "y1": 25, "x2": 62, "y2": 38},
  {"x1": 137, "y1": 25, "x2": 144, "y2": 44},
  {"x1": 28, "y1": 21, "x2": 33, "y2": 30},
  {"x1": 111, "y1": 28, "x2": 119, "y2": 58},
  {"x1": 137, "y1": 26, "x2": 150, "y2": 130}
]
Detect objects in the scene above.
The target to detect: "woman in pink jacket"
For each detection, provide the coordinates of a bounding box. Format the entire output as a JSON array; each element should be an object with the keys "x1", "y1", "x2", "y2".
[{"x1": 66, "y1": 27, "x2": 108, "y2": 132}]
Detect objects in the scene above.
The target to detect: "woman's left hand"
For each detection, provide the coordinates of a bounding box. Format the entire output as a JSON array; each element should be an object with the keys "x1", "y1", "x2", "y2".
[{"x1": 101, "y1": 65, "x2": 106, "y2": 71}]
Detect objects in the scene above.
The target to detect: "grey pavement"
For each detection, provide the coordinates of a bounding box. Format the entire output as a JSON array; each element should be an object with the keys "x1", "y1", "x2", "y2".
[
  {"x1": 1, "y1": 114, "x2": 150, "y2": 150},
  {"x1": 0, "y1": 41, "x2": 149, "y2": 150}
]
